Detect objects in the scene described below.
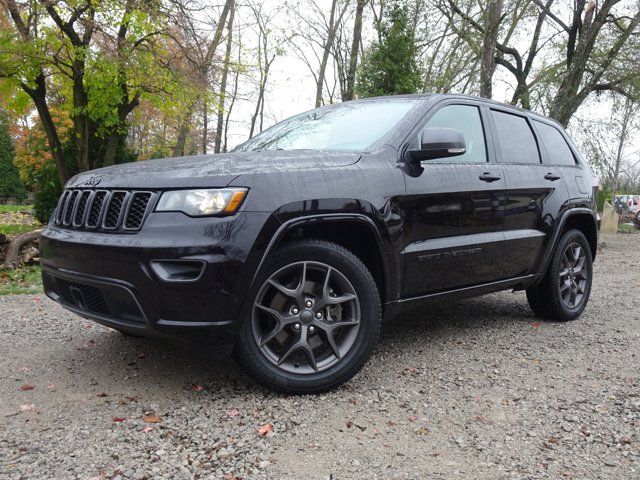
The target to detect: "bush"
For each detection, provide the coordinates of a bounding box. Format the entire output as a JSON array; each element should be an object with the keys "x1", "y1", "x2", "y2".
[
  {"x1": 597, "y1": 184, "x2": 612, "y2": 212},
  {"x1": 0, "y1": 110, "x2": 27, "y2": 202},
  {"x1": 33, "y1": 162, "x2": 63, "y2": 224}
]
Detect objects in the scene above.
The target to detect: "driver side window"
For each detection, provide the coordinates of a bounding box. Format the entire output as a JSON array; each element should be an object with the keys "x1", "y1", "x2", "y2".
[{"x1": 420, "y1": 105, "x2": 487, "y2": 163}]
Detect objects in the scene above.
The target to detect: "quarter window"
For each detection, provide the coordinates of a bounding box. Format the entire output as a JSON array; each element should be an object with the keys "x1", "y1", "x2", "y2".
[
  {"x1": 421, "y1": 105, "x2": 487, "y2": 163},
  {"x1": 491, "y1": 110, "x2": 540, "y2": 164},
  {"x1": 534, "y1": 120, "x2": 576, "y2": 166}
]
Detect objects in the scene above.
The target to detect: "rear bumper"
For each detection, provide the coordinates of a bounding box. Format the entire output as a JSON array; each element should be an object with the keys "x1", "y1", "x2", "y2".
[{"x1": 40, "y1": 211, "x2": 279, "y2": 349}]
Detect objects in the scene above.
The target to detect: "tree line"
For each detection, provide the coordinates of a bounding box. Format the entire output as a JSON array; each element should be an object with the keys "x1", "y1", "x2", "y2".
[{"x1": 0, "y1": 0, "x2": 639, "y2": 219}]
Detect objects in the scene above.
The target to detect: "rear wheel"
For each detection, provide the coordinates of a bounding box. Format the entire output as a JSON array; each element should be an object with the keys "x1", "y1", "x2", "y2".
[
  {"x1": 235, "y1": 240, "x2": 381, "y2": 394},
  {"x1": 526, "y1": 229, "x2": 593, "y2": 321}
]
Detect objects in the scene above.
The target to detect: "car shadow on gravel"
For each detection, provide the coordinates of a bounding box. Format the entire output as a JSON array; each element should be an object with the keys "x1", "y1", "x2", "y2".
[
  {"x1": 379, "y1": 292, "x2": 534, "y2": 343},
  {"x1": 58, "y1": 291, "x2": 535, "y2": 396}
]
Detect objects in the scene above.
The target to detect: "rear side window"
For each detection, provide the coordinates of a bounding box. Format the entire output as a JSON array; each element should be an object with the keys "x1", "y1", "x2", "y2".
[
  {"x1": 491, "y1": 110, "x2": 540, "y2": 164},
  {"x1": 534, "y1": 121, "x2": 576, "y2": 166},
  {"x1": 422, "y1": 105, "x2": 487, "y2": 163}
]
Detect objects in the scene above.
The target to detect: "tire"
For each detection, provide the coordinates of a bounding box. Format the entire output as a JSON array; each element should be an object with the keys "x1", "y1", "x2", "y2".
[
  {"x1": 526, "y1": 229, "x2": 593, "y2": 321},
  {"x1": 235, "y1": 239, "x2": 381, "y2": 394}
]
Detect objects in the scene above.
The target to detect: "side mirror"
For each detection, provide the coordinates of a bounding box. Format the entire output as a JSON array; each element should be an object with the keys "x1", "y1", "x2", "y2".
[{"x1": 408, "y1": 127, "x2": 466, "y2": 162}]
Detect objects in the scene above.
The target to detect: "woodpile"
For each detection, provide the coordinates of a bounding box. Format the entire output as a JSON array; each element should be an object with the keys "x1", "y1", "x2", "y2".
[{"x1": 1, "y1": 229, "x2": 43, "y2": 269}]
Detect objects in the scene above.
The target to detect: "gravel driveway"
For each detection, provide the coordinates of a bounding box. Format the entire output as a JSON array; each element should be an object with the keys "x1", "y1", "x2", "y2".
[{"x1": 1, "y1": 233, "x2": 638, "y2": 479}]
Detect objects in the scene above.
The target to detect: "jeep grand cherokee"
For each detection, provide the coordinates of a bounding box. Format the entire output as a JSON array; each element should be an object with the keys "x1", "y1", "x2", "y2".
[{"x1": 41, "y1": 94, "x2": 599, "y2": 393}]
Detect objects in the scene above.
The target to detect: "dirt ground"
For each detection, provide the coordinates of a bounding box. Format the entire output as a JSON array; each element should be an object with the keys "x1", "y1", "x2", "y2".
[{"x1": 1, "y1": 233, "x2": 638, "y2": 479}]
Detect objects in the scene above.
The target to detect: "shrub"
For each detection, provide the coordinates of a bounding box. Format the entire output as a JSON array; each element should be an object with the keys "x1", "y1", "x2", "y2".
[{"x1": 0, "y1": 110, "x2": 26, "y2": 202}]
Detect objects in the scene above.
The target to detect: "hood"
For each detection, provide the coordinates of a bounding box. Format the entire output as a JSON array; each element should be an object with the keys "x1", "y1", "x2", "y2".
[{"x1": 66, "y1": 150, "x2": 361, "y2": 189}]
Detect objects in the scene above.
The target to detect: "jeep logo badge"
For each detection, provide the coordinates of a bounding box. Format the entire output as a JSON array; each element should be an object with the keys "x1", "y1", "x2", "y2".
[{"x1": 82, "y1": 176, "x2": 102, "y2": 187}]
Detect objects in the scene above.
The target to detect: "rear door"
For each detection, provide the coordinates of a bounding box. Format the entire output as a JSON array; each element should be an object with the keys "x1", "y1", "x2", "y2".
[
  {"x1": 491, "y1": 109, "x2": 569, "y2": 277},
  {"x1": 400, "y1": 101, "x2": 507, "y2": 296}
]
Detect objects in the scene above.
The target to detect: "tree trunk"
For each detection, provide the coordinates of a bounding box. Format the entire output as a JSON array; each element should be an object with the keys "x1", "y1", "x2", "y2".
[
  {"x1": 611, "y1": 99, "x2": 634, "y2": 203},
  {"x1": 23, "y1": 76, "x2": 70, "y2": 186},
  {"x1": 215, "y1": 3, "x2": 235, "y2": 153},
  {"x1": 174, "y1": 117, "x2": 191, "y2": 157},
  {"x1": 344, "y1": 0, "x2": 365, "y2": 101},
  {"x1": 2, "y1": 229, "x2": 43, "y2": 269},
  {"x1": 102, "y1": 133, "x2": 120, "y2": 168},
  {"x1": 71, "y1": 55, "x2": 91, "y2": 172},
  {"x1": 479, "y1": 0, "x2": 502, "y2": 98},
  {"x1": 223, "y1": 43, "x2": 241, "y2": 153},
  {"x1": 202, "y1": 98, "x2": 208, "y2": 154},
  {"x1": 315, "y1": 0, "x2": 339, "y2": 107}
]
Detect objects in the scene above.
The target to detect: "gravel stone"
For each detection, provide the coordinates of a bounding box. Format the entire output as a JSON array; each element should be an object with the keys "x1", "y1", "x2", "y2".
[{"x1": 0, "y1": 233, "x2": 638, "y2": 479}]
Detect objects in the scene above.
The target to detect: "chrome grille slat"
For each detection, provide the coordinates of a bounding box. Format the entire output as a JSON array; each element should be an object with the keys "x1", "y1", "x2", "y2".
[
  {"x1": 62, "y1": 191, "x2": 79, "y2": 226},
  {"x1": 103, "y1": 191, "x2": 128, "y2": 229},
  {"x1": 86, "y1": 190, "x2": 108, "y2": 228},
  {"x1": 53, "y1": 189, "x2": 154, "y2": 233},
  {"x1": 73, "y1": 191, "x2": 92, "y2": 227},
  {"x1": 124, "y1": 192, "x2": 152, "y2": 230}
]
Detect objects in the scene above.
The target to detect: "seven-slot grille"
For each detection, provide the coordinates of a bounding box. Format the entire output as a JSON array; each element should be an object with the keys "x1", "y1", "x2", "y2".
[{"x1": 54, "y1": 189, "x2": 155, "y2": 232}]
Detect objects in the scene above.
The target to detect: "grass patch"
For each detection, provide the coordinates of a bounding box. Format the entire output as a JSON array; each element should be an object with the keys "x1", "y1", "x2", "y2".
[
  {"x1": 618, "y1": 223, "x2": 639, "y2": 234},
  {"x1": 1, "y1": 223, "x2": 43, "y2": 236},
  {"x1": 0, "y1": 204, "x2": 32, "y2": 213},
  {"x1": 0, "y1": 265, "x2": 42, "y2": 295},
  {"x1": 0, "y1": 204, "x2": 43, "y2": 236}
]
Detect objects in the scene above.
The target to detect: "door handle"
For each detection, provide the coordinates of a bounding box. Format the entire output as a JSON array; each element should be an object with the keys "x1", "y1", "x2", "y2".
[
  {"x1": 544, "y1": 173, "x2": 562, "y2": 181},
  {"x1": 479, "y1": 172, "x2": 501, "y2": 182}
]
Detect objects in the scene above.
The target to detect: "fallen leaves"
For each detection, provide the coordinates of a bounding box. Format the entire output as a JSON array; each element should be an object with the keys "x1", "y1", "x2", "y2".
[
  {"x1": 96, "y1": 392, "x2": 109, "y2": 398},
  {"x1": 402, "y1": 367, "x2": 420, "y2": 376},
  {"x1": 190, "y1": 384, "x2": 205, "y2": 391},
  {"x1": 19, "y1": 384, "x2": 34, "y2": 391},
  {"x1": 257, "y1": 423, "x2": 273, "y2": 436},
  {"x1": 531, "y1": 321, "x2": 541, "y2": 328},
  {"x1": 112, "y1": 417, "x2": 127, "y2": 422},
  {"x1": 142, "y1": 413, "x2": 161, "y2": 424}
]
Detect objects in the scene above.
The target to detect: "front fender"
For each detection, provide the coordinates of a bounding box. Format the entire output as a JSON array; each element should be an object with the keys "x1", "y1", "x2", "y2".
[{"x1": 243, "y1": 199, "x2": 402, "y2": 308}]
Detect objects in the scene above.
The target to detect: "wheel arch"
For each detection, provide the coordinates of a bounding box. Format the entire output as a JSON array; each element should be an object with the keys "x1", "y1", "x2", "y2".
[
  {"x1": 249, "y1": 213, "x2": 397, "y2": 314},
  {"x1": 539, "y1": 208, "x2": 598, "y2": 277}
]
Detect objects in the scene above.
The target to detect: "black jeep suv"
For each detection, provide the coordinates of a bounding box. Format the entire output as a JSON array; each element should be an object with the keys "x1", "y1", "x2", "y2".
[{"x1": 41, "y1": 94, "x2": 599, "y2": 393}]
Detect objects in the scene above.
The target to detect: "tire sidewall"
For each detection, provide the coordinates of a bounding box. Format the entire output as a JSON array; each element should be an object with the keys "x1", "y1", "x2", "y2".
[{"x1": 236, "y1": 241, "x2": 381, "y2": 393}]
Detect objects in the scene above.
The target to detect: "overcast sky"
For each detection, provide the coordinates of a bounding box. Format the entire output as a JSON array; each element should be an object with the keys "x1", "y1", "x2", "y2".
[{"x1": 222, "y1": 1, "x2": 638, "y2": 168}]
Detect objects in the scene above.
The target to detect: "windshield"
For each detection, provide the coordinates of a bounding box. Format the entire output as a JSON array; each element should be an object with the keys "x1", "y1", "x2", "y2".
[{"x1": 234, "y1": 99, "x2": 418, "y2": 152}]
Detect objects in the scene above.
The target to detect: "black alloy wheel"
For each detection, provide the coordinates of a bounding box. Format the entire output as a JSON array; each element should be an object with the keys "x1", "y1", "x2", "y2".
[
  {"x1": 526, "y1": 229, "x2": 593, "y2": 321},
  {"x1": 235, "y1": 240, "x2": 381, "y2": 394},
  {"x1": 252, "y1": 260, "x2": 361, "y2": 374},
  {"x1": 557, "y1": 242, "x2": 588, "y2": 309}
]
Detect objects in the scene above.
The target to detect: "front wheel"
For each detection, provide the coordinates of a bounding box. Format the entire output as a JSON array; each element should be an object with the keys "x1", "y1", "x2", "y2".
[
  {"x1": 235, "y1": 240, "x2": 381, "y2": 394},
  {"x1": 526, "y1": 229, "x2": 593, "y2": 321}
]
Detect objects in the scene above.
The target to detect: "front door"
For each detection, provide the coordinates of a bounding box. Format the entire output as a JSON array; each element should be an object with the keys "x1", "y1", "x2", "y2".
[{"x1": 400, "y1": 102, "x2": 506, "y2": 297}]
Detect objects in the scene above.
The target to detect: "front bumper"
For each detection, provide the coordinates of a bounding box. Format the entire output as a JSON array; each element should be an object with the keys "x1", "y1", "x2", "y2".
[{"x1": 40, "y1": 211, "x2": 278, "y2": 349}]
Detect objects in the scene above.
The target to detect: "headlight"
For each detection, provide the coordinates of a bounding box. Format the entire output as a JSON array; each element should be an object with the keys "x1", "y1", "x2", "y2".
[{"x1": 155, "y1": 188, "x2": 247, "y2": 216}]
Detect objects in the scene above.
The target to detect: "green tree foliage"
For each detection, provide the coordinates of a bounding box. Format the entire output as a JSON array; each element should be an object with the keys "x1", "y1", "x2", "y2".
[
  {"x1": 0, "y1": 0, "x2": 180, "y2": 181},
  {"x1": 356, "y1": 2, "x2": 422, "y2": 97},
  {"x1": 0, "y1": 109, "x2": 26, "y2": 201}
]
